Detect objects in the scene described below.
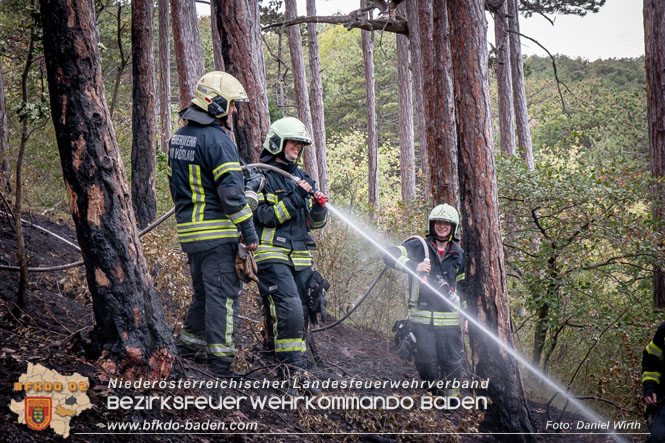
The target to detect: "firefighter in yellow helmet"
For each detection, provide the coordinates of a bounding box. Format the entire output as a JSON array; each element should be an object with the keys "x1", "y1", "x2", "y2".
[
  {"x1": 253, "y1": 117, "x2": 329, "y2": 382},
  {"x1": 168, "y1": 71, "x2": 258, "y2": 376},
  {"x1": 384, "y1": 204, "x2": 466, "y2": 396}
]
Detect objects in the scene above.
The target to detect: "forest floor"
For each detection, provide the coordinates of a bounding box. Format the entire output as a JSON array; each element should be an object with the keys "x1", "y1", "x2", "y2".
[{"x1": 0, "y1": 211, "x2": 637, "y2": 442}]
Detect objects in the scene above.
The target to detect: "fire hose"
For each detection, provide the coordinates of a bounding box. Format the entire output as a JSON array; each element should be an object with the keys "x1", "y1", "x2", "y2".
[
  {"x1": 0, "y1": 163, "x2": 321, "y2": 272},
  {"x1": 0, "y1": 163, "x2": 420, "y2": 335}
]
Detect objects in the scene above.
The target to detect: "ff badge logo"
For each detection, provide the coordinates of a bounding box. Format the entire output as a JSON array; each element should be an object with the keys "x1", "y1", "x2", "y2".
[{"x1": 25, "y1": 397, "x2": 52, "y2": 431}]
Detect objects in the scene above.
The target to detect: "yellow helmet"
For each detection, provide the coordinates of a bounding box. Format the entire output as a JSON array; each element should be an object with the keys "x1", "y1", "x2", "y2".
[{"x1": 192, "y1": 71, "x2": 248, "y2": 118}]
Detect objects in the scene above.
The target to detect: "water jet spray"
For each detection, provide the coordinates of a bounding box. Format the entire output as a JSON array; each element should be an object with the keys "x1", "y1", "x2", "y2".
[{"x1": 323, "y1": 202, "x2": 626, "y2": 442}]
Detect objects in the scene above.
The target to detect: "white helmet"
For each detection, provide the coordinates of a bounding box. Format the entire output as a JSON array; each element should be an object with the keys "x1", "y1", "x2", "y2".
[{"x1": 192, "y1": 71, "x2": 248, "y2": 118}]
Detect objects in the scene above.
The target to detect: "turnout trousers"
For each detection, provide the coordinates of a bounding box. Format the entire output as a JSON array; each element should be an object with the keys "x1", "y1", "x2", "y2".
[
  {"x1": 411, "y1": 321, "x2": 463, "y2": 394},
  {"x1": 649, "y1": 404, "x2": 665, "y2": 443},
  {"x1": 257, "y1": 262, "x2": 312, "y2": 367},
  {"x1": 179, "y1": 244, "x2": 240, "y2": 372}
]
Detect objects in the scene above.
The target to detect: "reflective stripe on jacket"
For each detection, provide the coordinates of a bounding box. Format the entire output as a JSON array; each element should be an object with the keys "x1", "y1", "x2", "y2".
[
  {"x1": 384, "y1": 235, "x2": 466, "y2": 320},
  {"x1": 643, "y1": 321, "x2": 665, "y2": 398},
  {"x1": 253, "y1": 159, "x2": 327, "y2": 269},
  {"x1": 167, "y1": 115, "x2": 256, "y2": 253}
]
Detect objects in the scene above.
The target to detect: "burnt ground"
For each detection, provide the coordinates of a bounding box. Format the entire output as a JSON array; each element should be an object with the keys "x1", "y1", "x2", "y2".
[{"x1": 0, "y1": 211, "x2": 641, "y2": 442}]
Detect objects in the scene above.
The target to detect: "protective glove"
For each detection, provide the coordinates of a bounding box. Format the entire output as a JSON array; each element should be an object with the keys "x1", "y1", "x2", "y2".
[
  {"x1": 235, "y1": 240, "x2": 258, "y2": 283},
  {"x1": 392, "y1": 320, "x2": 416, "y2": 361},
  {"x1": 306, "y1": 271, "x2": 330, "y2": 325}
]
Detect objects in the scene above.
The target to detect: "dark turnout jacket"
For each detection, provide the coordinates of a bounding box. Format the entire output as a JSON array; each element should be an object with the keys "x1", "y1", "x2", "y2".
[
  {"x1": 167, "y1": 111, "x2": 257, "y2": 253},
  {"x1": 253, "y1": 158, "x2": 327, "y2": 269},
  {"x1": 643, "y1": 321, "x2": 665, "y2": 399},
  {"x1": 384, "y1": 235, "x2": 466, "y2": 326}
]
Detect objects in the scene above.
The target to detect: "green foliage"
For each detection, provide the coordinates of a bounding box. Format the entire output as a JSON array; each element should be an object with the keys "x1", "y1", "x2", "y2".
[
  {"x1": 498, "y1": 148, "x2": 664, "y2": 409},
  {"x1": 520, "y1": 0, "x2": 606, "y2": 17},
  {"x1": 318, "y1": 26, "x2": 399, "y2": 146}
]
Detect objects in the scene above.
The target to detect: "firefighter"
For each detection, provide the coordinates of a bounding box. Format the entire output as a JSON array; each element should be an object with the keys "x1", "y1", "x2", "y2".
[
  {"x1": 167, "y1": 71, "x2": 258, "y2": 376},
  {"x1": 643, "y1": 321, "x2": 665, "y2": 442},
  {"x1": 384, "y1": 204, "x2": 466, "y2": 395},
  {"x1": 253, "y1": 117, "x2": 328, "y2": 373}
]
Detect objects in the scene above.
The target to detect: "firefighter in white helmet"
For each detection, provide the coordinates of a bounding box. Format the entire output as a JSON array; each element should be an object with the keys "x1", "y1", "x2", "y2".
[
  {"x1": 168, "y1": 71, "x2": 258, "y2": 376},
  {"x1": 384, "y1": 204, "x2": 466, "y2": 396}
]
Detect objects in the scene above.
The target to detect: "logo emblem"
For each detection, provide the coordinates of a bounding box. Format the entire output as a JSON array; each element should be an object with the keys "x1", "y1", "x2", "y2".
[{"x1": 25, "y1": 397, "x2": 52, "y2": 431}]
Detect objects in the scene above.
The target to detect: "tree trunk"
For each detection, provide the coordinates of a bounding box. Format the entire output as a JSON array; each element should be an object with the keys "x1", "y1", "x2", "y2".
[
  {"x1": 13, "y1": 27, "x2": 36, "y2": 311},
  {"x1": 396, "y1": 3, "x2": 416, "y2": 206},
  {"x1": 430, "y1": 0, "x2": 458, "y2": 206},
  {"x1": 211, "y1": 0, "x2": 270, "y2": 164},
  {"x1": 284, "y1": 0, "x2": 319, "y2": 183},
  {"x1": 307, "y1": 0, "x2": 329, "y2": 195},
  {"x1": 405, "y1": 0, "x2": 429, "y2": 203},
  {"x1": 494, "y1": 3, "x2": 516, "y2": 156},
  {"x1": 209, "y1": 0, "x2": 224, "y2": 72},
  {"x1": 171, "y1": 0, "x2": 204, "y2": 111},
  {"x1": 361, "y1": 1, "x2": 379, "y2": 212},
  {"x1": 40, "y1": 0, "x2": 176, "y2": 378},
  {"x1": 507, "y1": 0, "x2": 534, "y2": 170},
  {"x1": 157, "y1": 0, "x2": 172, "y2": 153},
  {"x1": 109, "y1": 3, "x2": 128, "y2": 119},
  {"x1": 131, "y1": 0, "x2": 157, "y2": 230},
  {"x1": 0, "y1": 56, "x2": 9, "y2": 193},
  {"x1": 644, "y1": 0, "x2": 665, "y2": 308},
  {"x1": 447, "y1": 0, "x2": 534, "y2": 435}
]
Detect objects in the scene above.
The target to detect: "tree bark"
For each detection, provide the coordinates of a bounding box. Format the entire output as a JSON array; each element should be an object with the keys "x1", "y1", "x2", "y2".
[
  {"x1": 405, "y1": 0, "x2": 429, "y2": 203},
  {"x1": 396, "y1": 3, "x2": 416, "y2": 206},
  {"x1": 157, "y1": 0, "x2": 172, "y2": 153},
  {"x1": 40, "y1": 0, "x2": 176, "y2": 378},
  {"x1": 429, "y1": 0, "x2": 458, "y2": 206},
  {"x1": 131, "y1": 0, "x2": 157, "y2": 230},
  {"x1": 14, "y1": 28, "x2": 36, "y2": 311},
  {"x1": 211, "y1": 0, "x2": 270, "y2": 164},
  {"x1": 284, "y1": 0, "x2": 319, "y2": 183},
  {"x1": 494, "y1": 3, "x2": 516, "y2": 156},
  {"x1": 507, "y1": 0, "x2": 534, "y2": 170},
  {"x1": 209, "y1": 0, "x2": 224, "y2": 72},
  {"x1": 361, "y1": 1, "x2": 379, "y2": 212},
  {"x1": 109, "y1": 3, "x2": 128, "y2": 119},
  {"x1": 447, "y1": 0, "x2": 534, "y2": 435},
  {"x1": 644, "y1": 0, "x2": 665, "y2": 308},
  {"x1": 0, "y1": 55, "x2": 9, "y2": 193},
  {"x1": 307, "y1": 0, "x2": 329, "y2": 195},
  {"x1": 171, "y1": 0, "x2": 205, "y2": 111}
]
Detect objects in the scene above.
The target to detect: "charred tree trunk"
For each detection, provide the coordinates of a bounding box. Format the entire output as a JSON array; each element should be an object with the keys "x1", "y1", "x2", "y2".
[
  {"x1": 284, "y1": 0, "x2": 319, "y2": 183},
  {"x1": 131, "y1": 0, "x2": 157, "y2": 229},
  {"x1": 212, "y1": 0, "x2": 270, "y2": 163},
  {"x1": 494, "y1": 3, "x2": 516, "y2": 156},
  {"x1": 307, "y1": 0, "x2": 329, "y2": 195},
  {"x1": 171, "y1": 0, "x2": 204, "y2": 111},
  {"x1": 40, "y1": 0, "x2": 176, "y2": 378},
  {"x1": 507, "y1": 0, "x2": 534, "y2": 170},
  {"x1": 362, "y1": 1, "x2": 379, "y2": 212},
  {"x1": 430, "y1": 0, "x2": 458, "y2": 206},
  {"x1": 396, "y1": 3, "x2": 416, "y2": 206},
  {"x1": 157, "y1": 0, "x2": 172, "y2": 153},
  {"x1": 406, "y1": 0, "x2": 429, "y2": 203},
  {"x1": 644, "y1": 0, "x2": 665, "y2": 308},
  {"x1": 447, "y1": 0, "x2": 534, "y2": 436}
]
